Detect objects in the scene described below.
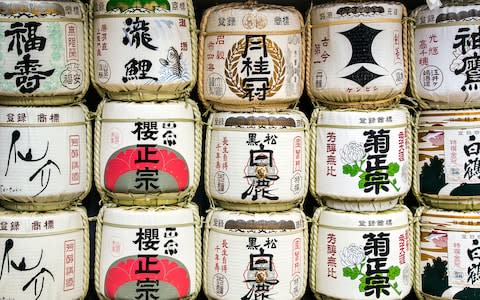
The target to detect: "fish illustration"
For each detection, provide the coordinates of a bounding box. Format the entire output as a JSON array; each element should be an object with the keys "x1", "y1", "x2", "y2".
[{"x1": 159, "y1": 47, "x2": 183, "y2": 77}]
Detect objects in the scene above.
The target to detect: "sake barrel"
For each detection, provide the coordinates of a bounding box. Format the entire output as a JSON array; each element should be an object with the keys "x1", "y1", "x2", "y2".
[
  {"x1": 410, "y1": 2, "x2": 480, "y2": 109},
  {"x1": 415, "y1": 109, "x2": 480, "y2": 210},
  {"x1": 0, "y1": 207, "x2": 89, "y2": 299},
  {"x1": 95, "y1": 203, "x2": 201, "y2": 300},
  {"x1": 95, "y1": 99, "x2": 201, "y2": 205},
  {"x1": 0, "y1": 0, "x2": 88, "y2": 105},
  {"x1": 415, "y1": 207, "x2": 480, "y2": 300},
  {"x1": 306, "y1": 1, "x2": 407, "y2": 109},
  {"x1": 0, "y1": 104, "x2": 91, "y2": 211},
  {"x1": 205, "y1": 110, "x2": 309, "y2": 212},
  {"x1": 91, "y1": 0, "x2": 197, "y2": 101},
  {"x1": 310, "y1": 205, "x2": 412, "y2": 300},
  {"x1": 198, "y1": 3, "x2": 304, "y2": 112},
  {"x1": 311, "y1": 106, "x2": 411, "y2": 212},
  {"x1": 203, "y1": 208, "x2": 308, "y2": 300}
]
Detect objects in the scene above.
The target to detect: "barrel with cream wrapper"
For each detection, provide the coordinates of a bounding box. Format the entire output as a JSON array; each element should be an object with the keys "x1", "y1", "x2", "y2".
[
  {"x1": 0, "y1": 0, "x2": 88, "y2": 105},
  {"x1": 415, "y1": 109, "x2": 480, "y2": 210},
  {"x1": 203, "y1": 208, "x2": 307, "y2": 300},
  {"x1": 0, "y1": 104, "x2": 91, "y2": 211},
  {"x1": 95, "y1": 203, "x2": 201, "y2": 300},
  {"x1": 91, "y1": 0, "x2": 196, "y2": 101},
  {"x1": 198, "y1": 3, "x2": 304, "y2": 111},
  {"x1": 95, "y1": 99, "x2": 201, "y2": 205},
  {"x1": 0, "y1": 207, "x2": 89, "y2": 299},
  {"x1": 415, "y1": 207, "x2": 480, "y2": 300},
  {"x1": 306, "y1": 1, "x2": 407, "y2": 108},
  {"x1": 310, "y1": 205, "x2": 413, "y2": 300},
  {"x1": 311, "y1": 106, "x2": 412, "y2": 212},
  {"x1": 410, "y1": 2, "x2": 480, "y2": 108},
  {"x1": 205, "y1": 110, "x2": 308, "y2": 212}
]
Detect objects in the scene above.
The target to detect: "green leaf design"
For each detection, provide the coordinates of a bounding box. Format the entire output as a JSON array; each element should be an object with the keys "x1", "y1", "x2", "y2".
[
  {"x1": 387, "y1": 163, "x2": 400, "y2": 176},
  {"x1": 343, "y1": 266, "x2": 361, "y2": 280},
  {"x1": 359, "y1": 281, "x2": 366, "y2": 292},
  {"x1": 388, "y1": 265, "x2": 401, "y2": 280},
  {"x1": 343, "y1": 164, "x2": 354, "y2": 176},
  {"x1": 358, "y1": 178, "x2": 366, "y2": 189}
]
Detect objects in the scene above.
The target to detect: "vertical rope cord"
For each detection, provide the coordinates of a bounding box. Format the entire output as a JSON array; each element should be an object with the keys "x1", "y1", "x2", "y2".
[
  {"x1": 77, "y1": 206, "x2": 90, "y2": 300},
  {"x1": 309, "y1": 108, "x2": 320, "y2": 206},
  {"x1": 197, "y1": 4, "x2": 210, "y2": 111},
  {"x1": 191, "y1": 99, "x2": 203, "y2": 205},
  {"x1": 299, "y1": 210, "x2": 309, "y2": 299},
  {"x1": 187, "y1": 0, "x2": 198, "y2": 98},
  {"x1": 93, "y1": 99, "x2": 107, "y2": 204},
  {"x1": 191, "y1": 203, "x2": 203, "y2": 299},
  {"x1": 411, "y1": 107, "x2": 426, "y2": 207},
  {"x1": 88, "y1": 0, "x2": 105, "y2": 100},
  {"x1": 413, "y1": 206, "x2": 426, "y2": 300},
  {"x1": 406, "y1": 205, "x2": 415, "y2": 300},
  {"x1": 78, "y1": 103, "x2": 93, "y2": 206},
  {"x1": 404, "y1": 105, "x2": 415, "y2": 206},
  {"x1": 202, "y1": 209, "x2": 215, "y2": 298},
  {"x1": 400, "y1": 5, "x2": 409, "y2": 98},
  {"x1": 305, "y1": 4, "x2": 314, "y2": 103},
  {"x1": 309, "y1": 207, "x2": 323, "y2": 297},
  {"x1": 204, "y1": 114, "x2": 216, "y2": 209},
  {"x1": 299, "y1": 115, "x2": 310, "y2": 209},
  {"x1": 94, "y1": 205, "x2": 107, "y2": 300},
  {"x1": 79, "y1": 0, "x2": 90, "y2": 102}
]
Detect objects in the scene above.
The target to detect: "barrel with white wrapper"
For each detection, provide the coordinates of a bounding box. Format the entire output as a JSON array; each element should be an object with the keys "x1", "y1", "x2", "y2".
[
  {"x1": 415, "y1": 207, "x2": 480, "y2": 300},
  {"x1": 95, "y1": 203, "x2": 201, "y2": 300},
  {"x1": 0, "y1": 104, "x2": 91, "y2": 211},
  {"x1": 0, "y1": 0, "x2": 88, "y2": 105},
  {"x1": 198, "y1": 2, "x2": 304, "y2": 112},
  {"x1": 91, "y1": 0, "x2": 197, "y2": 101},
  {"x1": 311, "y1": 106, "x2": 412, "y2": 212},
  {"x1": 310, "y1": 205, "x2": 413, "y2": 300},
  {"x1": 203, "y1": 208, "x2": 308, "y2": 300},
  {"x1": 415, "y1": 109, "x2": 480, "y2": 210},
  {"x1": 307, "y1": 1, "x2": 407, "y2": 108},
  {"x1": 410, "y1": 2, "x2": 480, "y2": 108},
  {"x1": 205, "y1": 110, "x2": 309, "y2": 212},
  {"x1": 95, "y1": 99, "x2": 201, "y2": 206},
  {"x1": 0, "y1": 206, "x2": 89, "y2": 299}
]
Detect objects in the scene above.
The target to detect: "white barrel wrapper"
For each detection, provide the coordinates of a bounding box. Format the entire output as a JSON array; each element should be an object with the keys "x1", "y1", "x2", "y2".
[
  {"x1": 96, "y1": 203, "x2": 201, "y2": 300},
  {"x1": 308, "y1": 2, "x2": 406, "y2": 104},
  {"x1": 0, "y1": 105, "x2": 90, "y2": 210},
  {"x1": 311, "y1": 205, "x2": 412, "y2": 300},
  {"x1": 412, "y1": 4, "x2": 480, "y2": 108},
  {"x1": 0, "y1": 0, "x2": 87, "y2": 102},
  {"x1": 416, "y1": 109, "x2": 480, "y2": 210},
  {"x1": 206, "y1": 110, "x2": 308, "y2": 212},
  {"x1": 92, "y1": 0, "x2": 195, "y2": 100},
  {"x1": 199, "y1": 3, "x2": 304, "y2": 111},
  {"x1": 312, "y1": 106, "x2": 411, "y2": 212},
  {"x1": 416, "y1": 208, "x2": 480, "y2": 299},
  {"x1": 204, "y1": 208, "x2": 308, "y2": 300},
  {"x1": 0, "y1": 207, "x2": 88, "y2": 299},
  {"x1": 96, "y1": 99, "x2": 200, "y2": 204}
]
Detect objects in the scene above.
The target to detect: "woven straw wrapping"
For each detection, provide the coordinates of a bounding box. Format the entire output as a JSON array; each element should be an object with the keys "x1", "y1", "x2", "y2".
[
  {"x1": 198, "y1": 2, "x2": 305, "y2": 112},
  {"x1": 409, "y1": 1, "x2": 480, "y2": 109},
  {"x1": 412, "y1": 109, "x2": 480, "y2": 210},
  {"x1": 0, "y1": 0, "x2": 90, "y2": 105},
  {"x1": 0, "y1": 103, "x2": 93, "y2": 211},
  {"x1": 202, "y1": 207, "x2": 308, "y2": 300},
  {"x1": 310, "y1": 205, "x2": 414, "y2": 300},
  {"x1": 93, "y1": 98, "x2": 202, "y2": 206},
  {"x1": 309, "y1": 104, "x2": 414, "y2": 212},
  {"x1": 204, "y1": 110, "x2": 310, "y2": 212},
  {"x1": 94, "y1": 203, "x2": 202, "y2": 300},
  {"x1": 306, "y1": 1, "x2": 409, "y2": 110},
  {"x1": 89, "y1": 0, "x2": 197, "y2": 101},
  {"x1": 0, "y1": 206, "x2": 90, "y2": 299}
]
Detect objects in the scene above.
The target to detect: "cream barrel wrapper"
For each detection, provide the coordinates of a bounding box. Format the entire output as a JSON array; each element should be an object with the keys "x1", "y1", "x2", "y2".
[
  {"x1": 95, "y1": 203, "x2": 201, "y2": 300},
  {"x1": 0, "y1": 207, "x2": 89, "y2": 299},
  {"x1": 205, "y1": 110, "x2": 309, "y2": 212},
  {"x1": 310, "y1": 205, "x2": 413, "y2": 300},
  {"x1": 203, "y1": 208, "x2": 308, "y2": 300},
  {"x1": 0, "y1": 104, "x2": 91, "y2": 211}
]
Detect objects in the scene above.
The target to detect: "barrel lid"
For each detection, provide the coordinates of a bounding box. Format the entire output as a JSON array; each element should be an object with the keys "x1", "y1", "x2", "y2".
[
  {"x1": 415, "y1": 2, "x2": 480, "y2": 25},
  {"x1": 208, "y1": 208, "x2": 305, "y2": 230},
  {"x1": 311, "y1": 1, "x2": 404, "y2": 24},
  {"x1": 102, "y1": 204, "x2": 197, "y2": 227},
  {"x1": 315, "y1": 106, "x2": 408, "y2": 127},
  {"x1": 210, "y1": 110, "x2": 307, "y2": 129},
  {"x1": 0, "y1": 0, "x2": 80, "y2": 17},
  {"x1": 316, "y1": 205, "x2": 410, "y2": 229},
  {"x1": 0, "y1": 104, "x2": 86, "y2": 124},
  {"x1": 101, "y1": 100, "x2": 195, "y2": 120},
  {"x1": 0, "y1": 207, "x2": 85, "y2": 235},
  {"x1": 204, "y1": 3, "x2": 302, "y2": 33},
  {"x1": 419, "y1": 109, "x2": 480, "y2": 127}
]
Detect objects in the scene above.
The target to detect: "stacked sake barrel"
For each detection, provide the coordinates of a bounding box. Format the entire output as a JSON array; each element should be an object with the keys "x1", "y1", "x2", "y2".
[
  {"x1": 90, "y1": 0, "x2": 202, "y2": 299},
  {"x1": 410, "y1": 1, "x2": 480, "y2": 299},
  {"x1": 306, "y1": 2, "x2": 415, "y2": 299},
  {"x1": 0, "y1": 1, "x2": 92, "y2": 299},
  {"x1": 198, "y1": 2, "x2": 309, "y2": 299}
]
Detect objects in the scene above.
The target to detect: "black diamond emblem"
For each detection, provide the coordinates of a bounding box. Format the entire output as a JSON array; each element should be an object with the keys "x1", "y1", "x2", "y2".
[
  {"x1": 340, "y1": 23, "x2": 382, "y2": 67},
  {"x1": 342, "y1": 66, "x2": 383, "y2": 87}
]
